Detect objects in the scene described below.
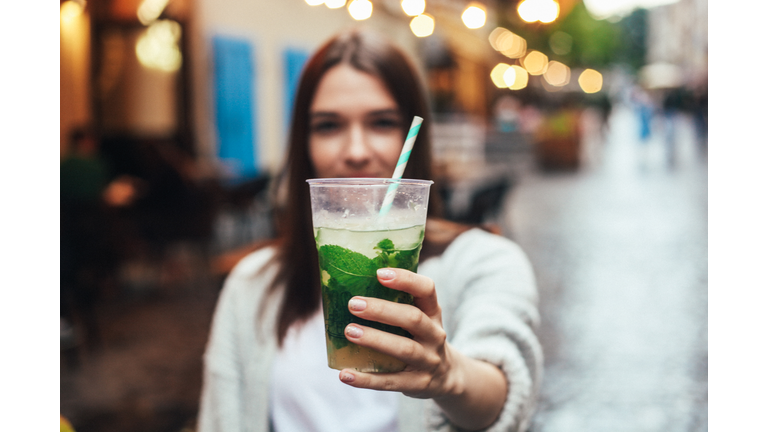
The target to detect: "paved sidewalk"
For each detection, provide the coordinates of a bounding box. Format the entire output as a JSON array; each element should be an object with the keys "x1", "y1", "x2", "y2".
[{"x1": 510, "y1": 106, "x2": 708, "y2": 431}]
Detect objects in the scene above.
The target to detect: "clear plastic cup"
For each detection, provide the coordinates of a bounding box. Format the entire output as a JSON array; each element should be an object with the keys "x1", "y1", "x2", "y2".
[{"x1": 307, "y1": 178, "x2": 433, "y2": 372}]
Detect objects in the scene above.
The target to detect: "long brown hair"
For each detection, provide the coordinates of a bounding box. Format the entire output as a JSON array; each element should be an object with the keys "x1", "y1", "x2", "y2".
[{"x1": 265, "y1": 28, "x2": 446, "y2": 346}]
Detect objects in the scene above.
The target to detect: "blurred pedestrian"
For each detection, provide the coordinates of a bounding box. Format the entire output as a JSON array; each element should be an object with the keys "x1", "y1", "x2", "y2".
[
  {"x1": 60, "y1": 127, "x2": 136, "y2": 348},
  {"x1": 198, "y1": 28, "x2": 542, "y2": 432}
]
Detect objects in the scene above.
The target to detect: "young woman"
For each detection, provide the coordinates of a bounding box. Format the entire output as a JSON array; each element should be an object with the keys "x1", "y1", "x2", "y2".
[{"x1": 198, "y1": 28, "x2": 542, "y2": 432}]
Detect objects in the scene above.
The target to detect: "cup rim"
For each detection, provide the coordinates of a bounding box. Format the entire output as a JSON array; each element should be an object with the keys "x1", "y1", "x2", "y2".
[{"x1": 306, "y1": 178, "x2": 433, "y2": 186}]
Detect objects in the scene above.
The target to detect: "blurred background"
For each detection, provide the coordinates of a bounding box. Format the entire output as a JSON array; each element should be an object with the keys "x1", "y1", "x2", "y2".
[{"x1": 60, "y1": 0, "x2": 707, "y2": 431}]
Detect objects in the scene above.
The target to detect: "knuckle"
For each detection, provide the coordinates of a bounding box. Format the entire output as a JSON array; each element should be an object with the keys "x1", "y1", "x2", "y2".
[
  {"x1": 383, "y1": 377, "x2": 397, "y2": 391},
  {"x1": 398, "y1": 341, "x2": 417, "y2": 359},
  {"x1": 434, "y1": 327, "x2": 447, "y2": 344},
  {"x1": 406, "y1": 309, "x2": 424, "y2": 328}
]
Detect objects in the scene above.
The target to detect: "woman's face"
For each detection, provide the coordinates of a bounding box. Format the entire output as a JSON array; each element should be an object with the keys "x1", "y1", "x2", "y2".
[{"x1": 308, "y1": 64, "x2": 404, "y2": 179}]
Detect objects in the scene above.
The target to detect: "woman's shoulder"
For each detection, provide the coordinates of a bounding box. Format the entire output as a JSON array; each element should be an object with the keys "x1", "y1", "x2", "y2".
[
  {"x1": 220, "y1": 243, "x2": 281, "y2": 300},
  {"x1": 422, "y1": 218, "x2": 518, "y2": 259}
]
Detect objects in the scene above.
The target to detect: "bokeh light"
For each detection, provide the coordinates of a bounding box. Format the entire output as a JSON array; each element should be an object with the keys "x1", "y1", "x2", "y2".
[
  {"x1": 517, "y1": 0, "x2": 560, "y2": 24},
  {"x1": 539, "y1": 0, "x2": 559, "y2": 23},
  {"x1": 489, "y1": 28, "x2": 527, "y2": 59},
  {"x1": 305, "y1": 0, "x2": 325, "y2": 5},
  {"x1": 543, "y1": 60, "x2": 570, "y2": 86},
  {"x1": 522, "y1": 50, "x2": 548, "y2": 75},
  {"x1": 137, "y1": 0, "x2": 169, "y2": 25},
  {"x1": 517, "y1": 0, "x2": 538, "y2": 22},
  {"x1": 507, "y1": 65, "x2": 529, "y2": 90},
  {"x1": 325, "y1": 0, "x2": 346, "y2": 9},
  {"x1": 61, "y1": 1, "x2": 83, "y2": 24},
  {"x1": 410, "y1": 14, "x2": 434, "y2": 37},
  {"x1": 461, "y1": 3, "x2": 486, "y2": 29},
  {"x1": 348, "y1": 0, "x2": 372, "y2": 20},
  {"x1": 491, "y1": 63, "x2": 511, "y2": 88},
  {"x1": 578, "y1": 68, "x2": 603, "y2": 93},
  {"x1": 549, "y1": 31, "x2": 573, "y2": 55},
  {"x1": 401, "y1": 0, "x2": 425, "y2": 16},
  {"x1": 136, "y1": 20, "x2": 182, "y2": 72}
]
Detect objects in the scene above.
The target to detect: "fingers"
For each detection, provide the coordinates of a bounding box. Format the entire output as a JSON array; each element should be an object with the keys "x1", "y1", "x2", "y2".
[
  {"x1": 338, "y1": 368, "x2": 433, "y2": 398},
  {"x1": 348, "y1": 296, "x2": 445, "y2": 343},
  {"x1": 376, "y1": 268, "x2": 441, "y2": 318},
  {"x1": 344, "y1": 322, "x2": 442, "y2": 369}
]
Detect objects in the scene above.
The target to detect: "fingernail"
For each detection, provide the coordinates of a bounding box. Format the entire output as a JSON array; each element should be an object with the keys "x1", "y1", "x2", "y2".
[
  {"x1": 345, "y1": 324, "x2": 363, "y2": 338},
  {"x1": 349, "y1": 298, "x2": 367, "y2": 311},
  {"x1": 341, "y1": 372, "x2": 355, "y2": 383},
  {"x1": 377, "y1": 268, "x2": 396, "y2": 280}
]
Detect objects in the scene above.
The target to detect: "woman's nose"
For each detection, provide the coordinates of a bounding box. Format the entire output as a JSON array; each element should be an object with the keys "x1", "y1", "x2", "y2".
[{"x1": 342, "y1": 123, "x2": 372, "y2": 164}]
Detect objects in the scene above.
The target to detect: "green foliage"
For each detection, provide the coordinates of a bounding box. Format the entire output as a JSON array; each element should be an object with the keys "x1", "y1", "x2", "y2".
[
  {"x1": 317, "y1": 240, "x2": 420, "y2": 350},
  {"x1": 498, "y1": 0, "x2": 646, "y2": 71}
]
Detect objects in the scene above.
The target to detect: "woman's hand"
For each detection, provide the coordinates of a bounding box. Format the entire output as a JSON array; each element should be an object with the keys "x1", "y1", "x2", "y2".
[{"x1": 338, "y1": 267, "x2": 508, "y2": 430}]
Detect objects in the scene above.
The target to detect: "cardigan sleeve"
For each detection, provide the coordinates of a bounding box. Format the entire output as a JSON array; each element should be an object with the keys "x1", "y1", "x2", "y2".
[
  {"x1": 427, "y1": 229, "x2": 543, "y2": 432},
  {"x1": 197, "y1": 267, "x2": 247, "y2": 432}
]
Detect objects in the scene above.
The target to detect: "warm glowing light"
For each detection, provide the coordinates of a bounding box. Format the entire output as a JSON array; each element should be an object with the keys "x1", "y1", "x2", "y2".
[
  {"x1": 325, "y1": 0, "x2": 346, "y2": 9},
  {"x1": 401, "y1": 0, "x2": 425, "y2": 16},
  {"x1": 579, "y1": 69, "x2": 603, "y2": 93},
  {"x1": 489, "y1": 28, "x2": 507, "y2": 51},
  {"x1": 517, "y1": 0, "x2": 560, "y2": 24},
  {"x1": 489, "y1": 28, "x2": 527, "y2": 59},
  {"x1": 461, "y1": 3, "x2": 486, "y2": 29},
  {"x1": 549, "y1": 31, "x2": 573, "y2": 55},
  {"x1": 491, "y1": 63, "x2": 511, "y2": 88},
  {"x1": 136, "y1": 20, "x2": 182, "y2": 72},
  {"x1": 137, "y1": 0, "x2": 169, "y2": 25},
  {"x1": 410, "y1": 14, "x2": 434, "y2": 37},
  {"x1": 539, "y1": 0, "x2": 560, "y2": 23},
  {"x1": 543, "y1": 60, "x2": 570, "y2": 86},
  {"x1": 517, "y1": 0, "x2": 538, "y2": 22},
  {"x1": 522, "y1": 51, "x2": 548, "y2": 75},
  {"x1": 502, "y1": 67, "x2": 516, "y2": 87},
  {"x1": 500, "y1": 33, "x2": 526, "y2": 58},
  {"x1": 305, "y1": 0, "x2": 325, "y2": 5},
  {"x1": 60, "y1": 1, "x2": 83, "y2": 24},
  {"x1": 507, "y1": 65, "x2": 529, "y2": 90},
  {"x1": 348, "y1": 0, "x2": 372, "y2": 20}
]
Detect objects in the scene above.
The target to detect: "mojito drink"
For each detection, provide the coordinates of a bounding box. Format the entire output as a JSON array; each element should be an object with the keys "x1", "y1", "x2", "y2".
[
  {"x1": 316, "y1": 225, "x2": 424, "y2": 372},
  {"x1": 307, "y1": 178, "x2": 432, "y2": 373}
]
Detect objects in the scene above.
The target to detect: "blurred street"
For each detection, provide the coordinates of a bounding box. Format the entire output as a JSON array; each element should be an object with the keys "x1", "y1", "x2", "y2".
[
  {"x1": 60, "y1": 103, "x2": 708, "y2": 432},
  {"x1": 513, "y1": 105, "x2": 708, "y2": 431}
]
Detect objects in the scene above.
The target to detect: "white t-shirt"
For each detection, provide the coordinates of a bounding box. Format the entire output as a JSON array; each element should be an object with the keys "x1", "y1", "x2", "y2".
[{"x1": 269, "y1": 309, "x2": 399, "y2": 432}]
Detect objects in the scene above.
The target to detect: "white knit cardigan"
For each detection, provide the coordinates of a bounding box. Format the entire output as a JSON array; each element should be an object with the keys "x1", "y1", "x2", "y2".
[{"x1": 198, "y1": 228, "x2": 543, "y2": 432}]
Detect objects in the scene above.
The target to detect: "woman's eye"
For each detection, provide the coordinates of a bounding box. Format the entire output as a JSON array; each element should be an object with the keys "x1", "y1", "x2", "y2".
[
  {"x1": 371, "y1": 117, "x2": 401, "y2": 130},
  {"x1": 311, "y1": 121, "x2": 340, "y2": 133}
]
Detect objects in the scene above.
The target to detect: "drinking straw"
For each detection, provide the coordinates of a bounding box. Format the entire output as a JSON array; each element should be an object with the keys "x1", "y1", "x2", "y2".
[{"x1": 379, "y1": 116, "x2": 423, "y2": 216}]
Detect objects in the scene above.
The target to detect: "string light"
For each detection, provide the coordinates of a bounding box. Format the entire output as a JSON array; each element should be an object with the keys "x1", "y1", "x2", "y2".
[
  {"x1": 461, "y1": 3, "x2": 486, "y2": 29},
  {"x1": 325, "y1": 0, "x2": 346, "y2": 9},
  {"x1": 578, "y1": 69, "x2": 603, "y2": 93},
  {"x1": 491, "y1": 63, "x2": 511, "y2": 88},
  {"x1": 543, "y1": 60, "x2": 570, "y2": 86},
  {"x1": 401, "y1": 0, "x2": 425, "y2": 16},
  {"x1": 60, "y1": 0, "x2": 84, "y2": 24},
  {"x1": 410, "y1": 13, "x2": 434, "y2": 37},
  {"x1": 506, "y1": 65, "x2": 528, "y2": 90},
  {"x1": 522, "y1": 50, "x2": 548, "y2": 75},
  {"x1": 517, "y1": 0, "x2": 560, "y2": 24},
  {"x1": 348, "y1": 0, "x2": 372, "y2": 20}
]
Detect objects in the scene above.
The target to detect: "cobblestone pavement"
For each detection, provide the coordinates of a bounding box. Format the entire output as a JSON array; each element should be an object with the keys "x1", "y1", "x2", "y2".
[
  {"x1": 509, "y1": 107, "x2": 708, "y2": 432},
  {"x1": 60, "y1": 105, "x2": 707, "y2": 432}
]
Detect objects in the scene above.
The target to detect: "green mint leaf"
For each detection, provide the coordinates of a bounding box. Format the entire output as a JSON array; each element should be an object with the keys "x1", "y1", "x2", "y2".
[
  {"x1": 375, "y1": 238, "x2": 395, "y2": 253},
  {"x1": 318, "y1": 244, "x2": 378, "y2": 296}
]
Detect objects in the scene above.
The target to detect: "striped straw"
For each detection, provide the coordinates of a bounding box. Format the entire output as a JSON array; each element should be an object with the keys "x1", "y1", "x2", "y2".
[{"x1": 379, "y1": 116, "x2": 423, "y2": 216}]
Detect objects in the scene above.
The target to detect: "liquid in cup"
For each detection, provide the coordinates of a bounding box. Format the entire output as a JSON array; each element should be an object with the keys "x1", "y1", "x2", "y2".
[{"x1": 307, "y1": 178, "x2": 432, "y2": 373}]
